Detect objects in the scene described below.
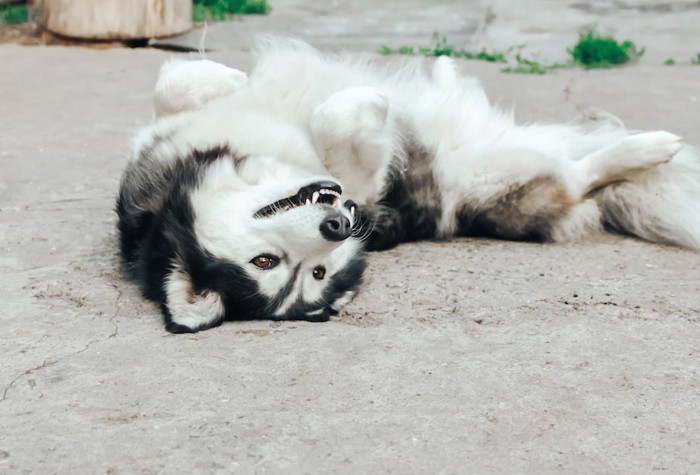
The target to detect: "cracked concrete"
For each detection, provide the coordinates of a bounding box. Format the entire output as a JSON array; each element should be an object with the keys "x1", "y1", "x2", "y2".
[{"x1": 1, "y1": 1, "x2": 700, "y2": 473}]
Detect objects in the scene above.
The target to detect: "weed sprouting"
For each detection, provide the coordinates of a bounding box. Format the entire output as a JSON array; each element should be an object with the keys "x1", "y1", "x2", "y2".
[
  {"x1": 502, "y1": 54, "x2": 566, "y2": 75},
  {"x1": 379, "y1": 33, "x2": 508, "y2": 63},
  {"x1": 380, "y1": 31, "x2": 652, "y2": 75},
  {"x1": 569, "y1": 31, "x2": 644, "y2": 68}
]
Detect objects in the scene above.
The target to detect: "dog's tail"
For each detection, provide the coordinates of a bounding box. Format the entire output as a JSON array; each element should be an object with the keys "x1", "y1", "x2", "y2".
[{"x1": 592, "y1": 144, "x2": 700, "y2": 250}]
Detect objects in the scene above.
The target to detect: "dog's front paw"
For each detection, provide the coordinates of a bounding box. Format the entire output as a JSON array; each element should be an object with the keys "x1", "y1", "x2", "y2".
[
  {"x1": 154, "y1": 59, "x2": 248, "y2": 117},
  {"x1": 311, "y1": 86, "x2": 390, "y2": 142}
]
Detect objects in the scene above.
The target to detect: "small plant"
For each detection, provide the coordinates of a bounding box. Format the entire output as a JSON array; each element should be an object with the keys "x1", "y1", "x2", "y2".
[
  {"x1": 692, "y1": 54, "x2": 700, "y2": 65},
  {"x1": 664, "y1": 58, "x2": 676, "y2": 65},
  {"x1": 379, "y1": 32, "x2": 647, "y2": 75},
  {"x1": 0, "y1": 3, "x2": 29, "y2": 24},
  {"x1": 192, "y1": 0, "x2": 269, "y2": 22},
  {"x1": 502, "y1": 54, "x2": 565, "y2": 75},
  {"x1": 379, "y1": 33, "x2": 508, "y2": 63},
  {"x1": 569, "y1": 31, "x2": 644, "y2": 68}
]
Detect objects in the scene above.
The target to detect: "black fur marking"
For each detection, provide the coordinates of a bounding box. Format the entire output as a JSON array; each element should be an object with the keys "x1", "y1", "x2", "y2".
[
  {"x1": 117, "y1": 139, "x2": 366, "y2": 332},
  {"x1": 323, "y1": 251, "x2": 367, "y2": 305},
  {"x1": 192, "y1": 145, "x2": 229, "y2": 164},
  {"x1": 362, "y1": 139, "x2": 442, "y2": 251},
  {"x1": 117, "y1": 143, "x2": 267, "y2": 333},
  {"x1": 117, "y1": 144, "x2": 242, "y2": 275},
  {"x1": 270, "y1": 251, "x2": 367, "y2": 322},
  {"x1": 140, "y1": 182, "x2": 272, "y2": 332},
  {"x1": 264, "y1": 264, "x2": 301, "y2": 312}
]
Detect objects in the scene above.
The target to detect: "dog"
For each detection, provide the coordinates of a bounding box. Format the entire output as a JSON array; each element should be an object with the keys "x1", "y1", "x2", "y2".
[{"x1": 116, "y1": 39, "x2": 700, "y2": 333}]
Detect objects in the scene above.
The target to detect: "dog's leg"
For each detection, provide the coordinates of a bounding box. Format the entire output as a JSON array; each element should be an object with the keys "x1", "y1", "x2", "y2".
[
  {"x1": 437, "y1": 144, "x2": 604, "y2": 242},
  {"x1": 154, "y1": 59, "x2": 248, "y2": 118},
  {"x1": 575, "y1": 131, "x2": 684, "y2": 194},
  {"x1": 310, "y1": 87, "x2": 398, "y2": 204}
]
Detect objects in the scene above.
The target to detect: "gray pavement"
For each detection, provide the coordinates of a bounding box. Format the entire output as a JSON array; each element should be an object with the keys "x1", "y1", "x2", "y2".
[
  {"x1": 155, "y1": 0, "x2": 700, "y2": 65},
  {"x1": 2, "y1": 1, "x2": 700, "y2": 473}
]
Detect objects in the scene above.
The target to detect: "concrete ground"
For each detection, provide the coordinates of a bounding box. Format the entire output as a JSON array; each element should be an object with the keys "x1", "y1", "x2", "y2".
[{"x1": 1, "y1": 1, "x2": 699, "y2": 473}]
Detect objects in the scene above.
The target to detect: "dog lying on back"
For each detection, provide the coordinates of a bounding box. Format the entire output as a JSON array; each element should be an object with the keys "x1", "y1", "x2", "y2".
[{"x1": 117, "y1": 39, "x2": 700, "y2": 333}]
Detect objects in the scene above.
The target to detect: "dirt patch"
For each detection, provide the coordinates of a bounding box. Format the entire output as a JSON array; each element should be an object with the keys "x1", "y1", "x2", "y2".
[
  {"x1": 0, "y1": 22, "x2": 41, "y2": 45},
  {"x1": 0, "y1": 22, "x2": 146, "y2": 47}
]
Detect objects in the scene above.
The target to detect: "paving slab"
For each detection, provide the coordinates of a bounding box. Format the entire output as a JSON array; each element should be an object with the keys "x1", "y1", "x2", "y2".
[
  {"x1": 152, "y1": 0, "x2": 484, "y2": 52},
  {"x1": 155, "y1": 0, "x2": 700, "y2": 66},
  {"x1": 1, "y1": 2, "x2": 700, "y2": 473}
]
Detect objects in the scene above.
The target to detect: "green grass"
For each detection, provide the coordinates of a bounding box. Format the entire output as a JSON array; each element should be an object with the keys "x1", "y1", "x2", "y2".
[
  {"x1": 192, "y1": 0, "x2": 269, "y2": 21},
  {"x1": 379, "y1": 31, "x2": 647, "y2": 75},
  {"x1": 663, "y1": 54, "x2": 700, "y2": 65},
  {"x1": 569, "y1": 31, "x2": 644, "y2": 68},
  {"x1": 0, "y1": 4, "x2": 29, "y2": 24},
  {"x1": 501, "y1": 54, "x2": 565, "y2": 75},
  {"x1": 379, "y1": 34, "x2": 508, "y2": 63},
  {"x1": 379, "y1": 35, "x2": 563, "y2": 75}
]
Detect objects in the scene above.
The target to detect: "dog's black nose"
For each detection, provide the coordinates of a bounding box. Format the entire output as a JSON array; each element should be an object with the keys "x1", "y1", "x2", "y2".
[{"x1": 320, "y1": 214, "x2": 351, "y2": 241}]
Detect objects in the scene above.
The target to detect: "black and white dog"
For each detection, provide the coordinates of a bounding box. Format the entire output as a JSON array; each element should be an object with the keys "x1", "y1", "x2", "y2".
[{"x1": 117, "y1": 39, "x2": 700, "y2": 333}]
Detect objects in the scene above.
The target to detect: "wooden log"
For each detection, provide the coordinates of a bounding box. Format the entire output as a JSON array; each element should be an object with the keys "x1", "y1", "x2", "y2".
[{"x1": 34, "y1": 0, "x2": 192, "y2": 40}]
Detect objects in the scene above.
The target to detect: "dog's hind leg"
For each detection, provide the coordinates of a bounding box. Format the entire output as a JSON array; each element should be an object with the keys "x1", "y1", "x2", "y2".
[
  {"x1": 574, "y1": 131, "x2": 684, "y2": 195},
  {"x1": 154, "y1": 59, "x2": 248, "y2": 118},
  {"x1": 445, "y1": 147, "x2": 602, "y2": 242},
  {"x1": 310, "y1": 87, "x2": 399, "y2": 203}
]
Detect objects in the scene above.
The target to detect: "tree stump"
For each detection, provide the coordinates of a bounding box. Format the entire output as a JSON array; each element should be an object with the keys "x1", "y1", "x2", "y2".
[{"x1": 34, "y1": 0, "x2": 192, "y2": 40}]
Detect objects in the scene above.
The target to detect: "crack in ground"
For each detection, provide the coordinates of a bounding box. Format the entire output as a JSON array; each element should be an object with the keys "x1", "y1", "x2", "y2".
[
  {"x1": 2, "y1": 285, "x2": 124, "y2": 404},
  {"x1": 1, "y1": 360, "x2": 57, "y2": 403},
  {"x1": 107, "y1": 285, "x2": 123, "y2": 339}
]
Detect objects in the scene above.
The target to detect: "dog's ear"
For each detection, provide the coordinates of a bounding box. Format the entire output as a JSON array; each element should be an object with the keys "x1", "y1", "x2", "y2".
[{"x1": 162, "y1": 264, "x2": 225, "y2": 333}]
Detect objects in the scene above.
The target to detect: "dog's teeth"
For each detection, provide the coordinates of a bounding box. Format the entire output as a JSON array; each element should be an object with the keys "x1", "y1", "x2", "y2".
[
  {"x1": 305, "y1": 199, "x2": 311, "y2": 205},
  {"x1": 312, "y1": 191, "x2": 320, "y2": 204},
  {"x1": 350, "y1": 206, "x2": 355, "y2": 217},
  {"x1": 320, "y1": 189, "x2": 327, "y2": 195}
]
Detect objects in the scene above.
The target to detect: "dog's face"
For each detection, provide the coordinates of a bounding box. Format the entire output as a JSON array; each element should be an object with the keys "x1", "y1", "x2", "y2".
[{"x1": 151, "y1": 154, "x2": 366, "y2": 333}]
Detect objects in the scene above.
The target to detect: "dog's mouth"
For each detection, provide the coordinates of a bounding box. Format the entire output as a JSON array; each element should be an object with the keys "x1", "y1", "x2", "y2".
[{"x1": 254, "y1": 181, "x2": 343, "y2": 218}]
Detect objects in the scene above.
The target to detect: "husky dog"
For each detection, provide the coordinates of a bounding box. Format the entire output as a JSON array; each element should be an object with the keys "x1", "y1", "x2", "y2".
[{"x1": 117, "y1": 39, "x2": 700, "y2": 333}]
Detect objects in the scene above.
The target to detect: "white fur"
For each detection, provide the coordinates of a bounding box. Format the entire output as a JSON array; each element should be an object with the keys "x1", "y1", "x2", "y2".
[
  {"x1": 149, "y1": 39, "x2": 699, "y2": 273},
  {"x1": 165, "y1": 265, "x2": 224, "y2": 329},
  {"x1": 132, "y1": 39, "x2": 700, "y2": 331},
  {"x1": 189, "y1": 159, "x2": 356, "y2": 301},
  {"x1": 310, "y1": 86, "x2": 399, "y2": 204},
  {"x1": 154, "y1": 59, "x2": 248, "y2": 117}
]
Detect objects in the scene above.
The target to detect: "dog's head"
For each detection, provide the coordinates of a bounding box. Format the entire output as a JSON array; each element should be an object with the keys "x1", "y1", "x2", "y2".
[{"x1": 124, "y1": 148, "x2": 367, "y2": 333}]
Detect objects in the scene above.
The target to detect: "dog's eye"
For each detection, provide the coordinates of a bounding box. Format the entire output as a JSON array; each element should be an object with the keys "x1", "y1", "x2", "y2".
[
  {"x1": 312, "y1": 266, "x2": 326, "y2": 281},
  {"x1": 250, "y1": 255, "x2": 279, "y2": 270}
]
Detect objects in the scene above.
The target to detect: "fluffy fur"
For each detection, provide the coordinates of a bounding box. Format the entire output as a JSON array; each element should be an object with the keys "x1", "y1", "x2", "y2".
[{"x1": 117, "y1": 39, "x2": 700, "y2": 333}]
